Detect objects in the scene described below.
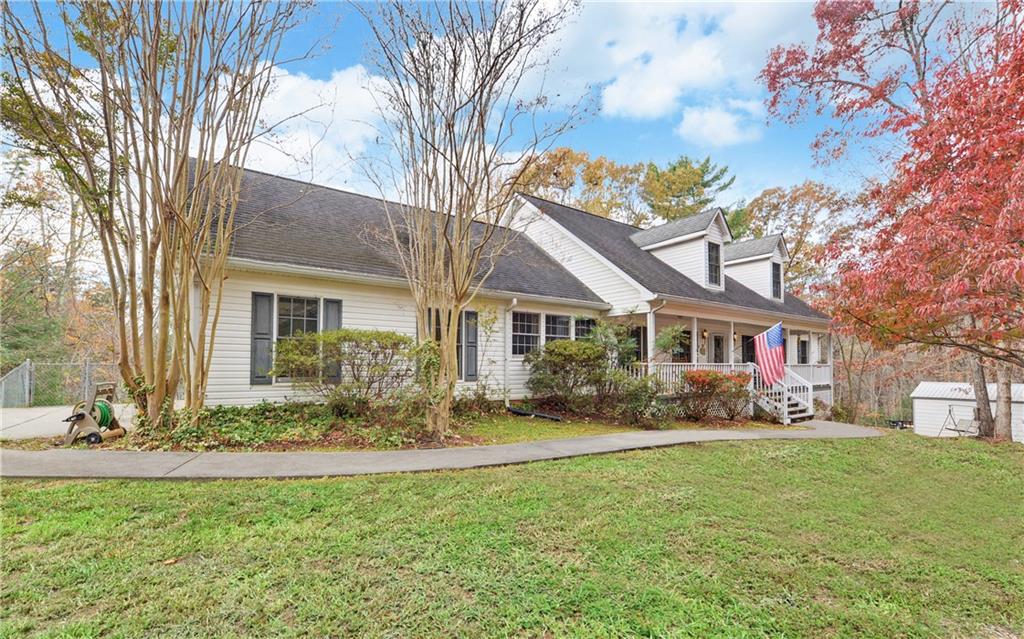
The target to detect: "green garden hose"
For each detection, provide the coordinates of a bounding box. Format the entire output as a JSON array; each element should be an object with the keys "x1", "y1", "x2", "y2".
[
  {"x1": 72, "y1": 398, "x2": 114, "y2": 428},
  {"x1": 93, "y1": 398, "x2": 113, "y2": 428}
]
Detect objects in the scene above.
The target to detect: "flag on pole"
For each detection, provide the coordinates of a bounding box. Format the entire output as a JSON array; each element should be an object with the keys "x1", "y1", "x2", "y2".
[{"x1": 754, "y1": 322, "x2": 785, "y2": 386}]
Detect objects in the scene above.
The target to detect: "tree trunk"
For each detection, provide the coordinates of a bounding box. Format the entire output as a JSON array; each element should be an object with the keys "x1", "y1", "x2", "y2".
[
  {"x1": 971, "y1": 356, "x2": 995, "y2": 437},
  {"x1": 993, "y1": 363, "x2": 1013, "y2": 441}
]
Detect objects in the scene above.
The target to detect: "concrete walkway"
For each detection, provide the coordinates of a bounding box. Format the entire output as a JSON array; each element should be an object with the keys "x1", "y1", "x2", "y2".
[
  {"x1": 0, "y1": 420, "x2": 880, "y2": 480},
  {"x1": 1, "y1": 404, "x2": 135, "y2": 440}
]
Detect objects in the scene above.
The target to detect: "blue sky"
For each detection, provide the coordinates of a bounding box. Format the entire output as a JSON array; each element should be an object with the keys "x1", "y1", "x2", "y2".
[{"x1": 256, "y1": 2, "x2": 870, "y2": 206}]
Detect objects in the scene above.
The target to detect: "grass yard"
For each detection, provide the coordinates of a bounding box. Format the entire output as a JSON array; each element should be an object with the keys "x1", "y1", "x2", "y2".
[
  {"x1": 463, "y1": 414, "x2": 789, "y2": 445},
  {"x1": 2, "y1": 432, "x2": 1022, "y2": 638}
]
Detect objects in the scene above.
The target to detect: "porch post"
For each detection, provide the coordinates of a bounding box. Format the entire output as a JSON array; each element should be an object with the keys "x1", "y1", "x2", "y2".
[
  {"x1": 690, "y1": 316, "x2": 698, "y2": 363},
  {"x1": 646, "y1": 310, "x2": 656, "y2": 362},
  {"x1": 728, "y1": 320, "x2": 735, "y2": 366},
  {"x1": 785, "y1": 327, "x2": 792, "y2": 365}
]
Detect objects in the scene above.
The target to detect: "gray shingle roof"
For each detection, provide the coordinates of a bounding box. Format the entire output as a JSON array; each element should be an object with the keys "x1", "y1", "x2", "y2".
[
  {"x1": 520, "y1": 194, "x2": 828, "y2": 322},
  {"x1": 629, "y1": 208, "x2": 721, "y2": 247},
  {"x1": 227, "y1": 168, "x2": 605, "y2": 305},
  {"x1": 723, "y1": 234, "x2": 784, "y2": 263}
]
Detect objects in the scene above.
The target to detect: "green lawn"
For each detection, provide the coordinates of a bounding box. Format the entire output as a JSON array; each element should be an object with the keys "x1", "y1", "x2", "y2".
[{"x1": 2, "y1": 433, "x2": 1022, "y2": 637}]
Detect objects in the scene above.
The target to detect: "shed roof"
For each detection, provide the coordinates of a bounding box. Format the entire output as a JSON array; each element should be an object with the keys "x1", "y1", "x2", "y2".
[{"x1": 910, "y1": 382, "x2": 1024, "y2": 403}]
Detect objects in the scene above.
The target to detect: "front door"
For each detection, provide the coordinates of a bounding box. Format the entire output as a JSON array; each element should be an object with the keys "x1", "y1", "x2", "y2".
[{"x1": 711, "y1": 333, "x2": 725, "y2": 363}]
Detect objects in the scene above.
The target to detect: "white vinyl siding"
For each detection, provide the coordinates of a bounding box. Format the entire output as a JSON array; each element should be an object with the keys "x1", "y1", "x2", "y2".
[
  {"x1": 725, "y1": 256, "x2": 772, "y2": 298},
  {"x1": 725, "y1": 245, "x2": 786, "y2": 301},
  {"x1": 516, "y1": 204, "x2": 647, "y2": 314},
  {"x1": 202, "y1": 268, "x2": 597, "y2": 405},
  {"x1": 650, "y1": 238, "x2": 705, "y2": 285}
]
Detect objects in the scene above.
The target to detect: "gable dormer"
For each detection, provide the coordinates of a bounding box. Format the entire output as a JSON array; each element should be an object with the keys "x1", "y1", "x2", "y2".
[
  {"x1": 723, "y1": 234, "x2": 789, "y2": 301},
  {"x1": 630, "y1": 208, "x2": 733, "y2": 291}
]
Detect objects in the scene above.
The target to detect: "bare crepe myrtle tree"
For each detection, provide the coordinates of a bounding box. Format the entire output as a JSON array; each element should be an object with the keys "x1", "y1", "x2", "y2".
[
  {"x1": 1, "y1": 1, "x2": 312, "y2": 427},
  {"x1": 358, "y1": 0, "x2": 582, "y2": 437}
]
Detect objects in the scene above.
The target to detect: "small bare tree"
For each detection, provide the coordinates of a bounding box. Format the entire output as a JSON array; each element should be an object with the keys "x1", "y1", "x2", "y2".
[
  {"x1": 1, "y1": 1, "x2": 310, "y2": 427},
  {"x1": 359, "y1": 0, "x2": 581, "y2": 438}
]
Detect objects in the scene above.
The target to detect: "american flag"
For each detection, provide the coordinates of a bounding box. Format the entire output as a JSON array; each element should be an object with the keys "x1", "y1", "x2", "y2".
[{"x1": 754, "y1": 322, "x2": 785, "y2": 387}]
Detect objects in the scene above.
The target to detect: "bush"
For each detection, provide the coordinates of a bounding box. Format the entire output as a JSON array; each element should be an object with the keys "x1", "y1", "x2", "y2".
[
  {"x1": 673, "y1": 370, "x2": 752, "y2": 421},
  {"x1": 273, "y1": 328, "x2": 417, "y2": 403},
  {"x1": 604, "y1": 369, "x2": 663, "y2": 425},
  {"x1": 452, "y1": 380, "x2": 504, "y2": 419},
  {"x1": 164, "y1": 402, "x2": 336, "y2": 450},
  {"x1": 525, "y1": 339, "x2": 607, "y2": 410}
]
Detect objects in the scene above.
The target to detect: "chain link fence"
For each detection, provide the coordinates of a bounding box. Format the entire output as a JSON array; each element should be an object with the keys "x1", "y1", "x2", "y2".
[{"x1": 0, "y1": 360, "x2": 123, "y2": 408}]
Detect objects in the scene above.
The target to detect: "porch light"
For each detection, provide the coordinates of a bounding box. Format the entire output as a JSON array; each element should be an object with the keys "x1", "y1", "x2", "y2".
[
  {"x1": 733, "y1": 331, "x2": 738, "y2": 343},
  {"x1": 701, "y1": 329, "x2": 707, "y2": 340}
]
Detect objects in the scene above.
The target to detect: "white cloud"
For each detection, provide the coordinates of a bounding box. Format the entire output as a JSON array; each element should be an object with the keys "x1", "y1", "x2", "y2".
[
  {"x1": 539, "y1": 2, "x2": 816, "y2": 121},
  {"x1": 244, "y1": 65, "x2": 385, "y2": 192},
  {"x1": 675, "y1": 104, "x2": 762, "y2": 147}
]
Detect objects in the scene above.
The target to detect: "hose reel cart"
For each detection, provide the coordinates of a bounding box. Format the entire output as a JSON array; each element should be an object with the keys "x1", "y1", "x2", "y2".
[{"x1": 63, "y1": 382, "x2": 125, "y2": 446}]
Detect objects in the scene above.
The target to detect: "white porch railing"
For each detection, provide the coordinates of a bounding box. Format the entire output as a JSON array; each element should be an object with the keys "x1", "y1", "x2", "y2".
[
  {"x1": 623, "y1": 362, "x2": 754, "y2": 388},
  {"x1": 786, "y1": 364, "x2": 831, "y2": 387},
  {"x1": 621, "y1": 361, "x2": 818, "y2": 424}
]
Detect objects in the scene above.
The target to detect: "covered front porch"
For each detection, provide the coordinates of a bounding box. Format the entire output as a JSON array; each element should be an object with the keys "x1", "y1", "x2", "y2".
[{"x1": 612, "y1": 300, "x2": 833, "y2": 406}]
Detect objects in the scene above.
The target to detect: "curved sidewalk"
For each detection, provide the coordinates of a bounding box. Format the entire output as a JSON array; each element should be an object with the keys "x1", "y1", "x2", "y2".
[{"x1": 0, "y1": 420, "x2": 880, "y2": 480}]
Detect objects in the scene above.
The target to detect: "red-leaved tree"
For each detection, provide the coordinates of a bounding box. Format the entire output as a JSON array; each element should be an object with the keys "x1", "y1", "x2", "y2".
[{"x1": 762, "y1": 0, "x2": 1023, "y2": 438}]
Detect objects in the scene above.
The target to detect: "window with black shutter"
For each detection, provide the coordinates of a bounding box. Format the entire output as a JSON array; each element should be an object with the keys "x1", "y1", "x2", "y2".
[{"x1": 772, "y1": 262, "x2": 783, "y2": 299}]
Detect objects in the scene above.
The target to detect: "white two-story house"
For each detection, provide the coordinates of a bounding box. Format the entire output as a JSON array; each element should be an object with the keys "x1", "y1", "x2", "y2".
[{"x1": 196, "y1": 169, "x2": 832, "y2": 423}]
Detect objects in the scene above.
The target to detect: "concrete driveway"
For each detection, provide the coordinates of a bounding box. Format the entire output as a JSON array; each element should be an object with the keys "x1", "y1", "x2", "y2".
[{"x1": 0, "y1": 404, "x2": 134, "y2": 440}]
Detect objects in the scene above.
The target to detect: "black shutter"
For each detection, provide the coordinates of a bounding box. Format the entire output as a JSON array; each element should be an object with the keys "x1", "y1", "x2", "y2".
[
  {"x1": 464, "y1": 311, "x2": 478, "y2": 382},
  {"x1": 251, "y1": 292, "x2": 274, "y2": 385},
  {"x1": 323, "y1": 299, "x2": 342, "y2": 381}
]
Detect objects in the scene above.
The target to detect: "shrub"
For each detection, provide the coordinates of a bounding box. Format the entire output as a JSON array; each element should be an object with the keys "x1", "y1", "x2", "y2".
[
  {"x1": 452, "y1": 379, "x2": 504, "y2": 418},
  {"x1": 273, "y1": 328, "x2": 416, "y2": 403},
  {"x1": 163, "y1": 402, "x2": 336, "y2": 450},
  {"x1": 604, "y1": 369, "x2": 663, "y2": 425},
  {"x1": 673, "y1": 370, "x2": 752, "y2": 421},
  {"x1": 525, "y1": 339, "x2": 607, "y2": 410}
]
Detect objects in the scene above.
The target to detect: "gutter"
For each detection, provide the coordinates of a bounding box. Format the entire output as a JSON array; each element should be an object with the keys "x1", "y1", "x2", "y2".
[
  {"x1": 649, "y1": 292, "x2": 831, "y2": 328},
  {"x1": 225, "y1": 256, "x2": 611, "y2": 311}
]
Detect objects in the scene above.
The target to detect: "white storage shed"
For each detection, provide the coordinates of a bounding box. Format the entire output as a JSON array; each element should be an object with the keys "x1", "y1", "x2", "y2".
[{"x1": 910, "y1": 382, "x2": 1023, "y2": 442}]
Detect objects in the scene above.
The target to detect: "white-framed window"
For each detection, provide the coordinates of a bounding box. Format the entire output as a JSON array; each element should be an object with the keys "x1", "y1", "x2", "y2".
[
  {"x1": 545, "y1": 314, "x2": 571, "y2": 342},
  {"x1": 511, "y1": 311, "x2": 540, "y2": 355},
  {"x1": 772, "y1": 262, "x2": 783, "y2": 299},
  {"x1": 797, "y1": 338, "x2": 809, "y2": 364},
  {"x1": 574, "y1": 317, "x2": 597, "y2": 340},
  {"x1": 707, "y1": 242, "x2": 722, "y2": 287},
  {"x1": 277, "y1": 296, "x2": 319, "y2": 342}
]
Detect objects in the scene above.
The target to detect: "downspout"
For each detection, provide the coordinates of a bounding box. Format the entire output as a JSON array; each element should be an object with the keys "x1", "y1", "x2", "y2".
[{"x1": 504, "y1": 297, "x2": 518, "y2": 408}]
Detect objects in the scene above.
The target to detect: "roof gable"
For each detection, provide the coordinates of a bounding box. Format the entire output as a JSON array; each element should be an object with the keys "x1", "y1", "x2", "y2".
[
  {"x1": 723, "y1": 234, "x2": 788, "y2": 263},
  {"x1": 519, "y1": 194, "x2": 828, "y2": 322},
  {"x1": 630, "y1": 208, "x2": 732, "y2": 248}
]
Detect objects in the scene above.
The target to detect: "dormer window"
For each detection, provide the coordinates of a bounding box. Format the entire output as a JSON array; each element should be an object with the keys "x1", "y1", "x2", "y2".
[
  {"x1": 707, "y1": 242, "x2": 722, "y2": 287},
  {"x1": 772, "y1": 262, "x2": 783, "y2": 299}
]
